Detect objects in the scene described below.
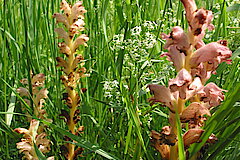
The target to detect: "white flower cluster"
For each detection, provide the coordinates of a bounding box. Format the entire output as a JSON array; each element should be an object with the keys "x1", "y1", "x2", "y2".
[
  {"x1": 131, "y1": 26, "x2": 142, "y2": 36},
  {"x1": 103, "y1": 80, "x2": 120, "y2": 98},
  {"x1": 102, "y1": 80, "x2": 128, "y2": 107},
  {"x1": 143, "y1": 21, "x2": 157, "y2": 30},
  {"x1": 111, "y1": 34, "x2": 125, "y2": 51},
  {"x1": 111, "y1": 21, "x2": 157, "y2": 61}
]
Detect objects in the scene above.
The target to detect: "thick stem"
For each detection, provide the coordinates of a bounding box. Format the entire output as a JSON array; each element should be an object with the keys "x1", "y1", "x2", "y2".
[
  {"x1": 66, "y1": 41, "x2": 78, "y2": 160},
  {"x1": 67, "y1": 89, "x2": 77, "y2": 160}
]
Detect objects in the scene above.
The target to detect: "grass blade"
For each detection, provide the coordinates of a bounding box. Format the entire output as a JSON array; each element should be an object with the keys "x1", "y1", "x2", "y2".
[{"x1": 40, "y1": 119, "x2": 120, "y2": 160}]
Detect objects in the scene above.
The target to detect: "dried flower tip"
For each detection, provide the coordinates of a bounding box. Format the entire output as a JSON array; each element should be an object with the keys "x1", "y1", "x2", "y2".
[
  {"x1": 32, "y1": 73, "x2": 45, "y2": 83},
  {"x1": 151, "y1": 128, "x2": 176, "y2": 146},
  {"x1": 73, "y1": 147, "x2": 84, "y2": 159},
  {"x1": 60, "y1": 145, "x2": 69, "y2": 156},
  {"x1": 207, "y1": 134, "x2": 218, "y2": 143},
  {"x1": 73, "y1": 116, "x2": 81, "y2": 124},
  {"x1": 20, "y1": 78, "x2": 28, "y2": 85},
  {"x1": 64, "y1": 135, "x2": 71, "y2": 141},
  {"x1": 150, "y1": 131, "x2": 170, "y2": 160},
  {"x1": 78, "y1": 126, "x2": 84, "y2": 132},
  {"x1": 74, "y1": 109, "x2": 80, "y2": 116},
  {"x1": 81, "y1": 88, "x2": 87, "y2": 93},
  {"x1": 14, "y1": 128, "x2": 30, "y2": 134},
  {"x1": 60, "y1": 109, "x2": 70, "y2": 124}
]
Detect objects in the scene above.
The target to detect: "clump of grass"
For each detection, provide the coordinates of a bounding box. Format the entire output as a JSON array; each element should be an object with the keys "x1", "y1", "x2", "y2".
[{"x1": 53, "y1": 0, "x2": 89, "y2": 159}]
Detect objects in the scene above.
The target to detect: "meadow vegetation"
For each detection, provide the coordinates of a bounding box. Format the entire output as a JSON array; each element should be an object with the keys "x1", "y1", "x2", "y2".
[{"x1": 0, "y1": 0, "x2": 239, "y2": 159}]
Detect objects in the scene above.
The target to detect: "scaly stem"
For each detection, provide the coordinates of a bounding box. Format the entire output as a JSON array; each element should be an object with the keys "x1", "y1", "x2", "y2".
[{"x1": 67, "y1": 41, "x2": 78, "y2": 160}]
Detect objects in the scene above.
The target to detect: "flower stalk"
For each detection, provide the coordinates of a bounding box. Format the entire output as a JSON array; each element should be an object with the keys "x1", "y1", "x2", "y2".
[
  {"x1": 53, "y1": 0, "x2": 88, "y2": 159},
  {"x1": 149, "y1": 0, "x2": 232, "y2": 159}
]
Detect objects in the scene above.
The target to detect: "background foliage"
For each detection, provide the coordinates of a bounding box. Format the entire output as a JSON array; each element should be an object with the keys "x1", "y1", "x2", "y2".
[{"x1": 0, "y1": 0, "x2": 239, "y2": 159}]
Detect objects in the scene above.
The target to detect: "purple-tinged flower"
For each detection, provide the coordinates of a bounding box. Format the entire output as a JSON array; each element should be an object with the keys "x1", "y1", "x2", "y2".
[
  {"x1": 181, "y1": 0, "x2": 214, "y2": 46},
  {"x1": 148, "y1": 84, "x2": 175, "y2": 111},
  {"x1": 161, "y1": 26, "x2": 190, "y2": 51},
  {"x1": 189, "y1": 9, "x2": 214, "y2": 38},
  {"x1": 161, "y1": 45, "x2": 186, "y2": 71},
  {"x1": 198, "y1": 82, "x2": 226, "y2": 107},
  {"x1": 52, "y1": 13, "x2": 69, "y2": 28},
  {"x1": 169, "y1": 69, "x2": 192, "y2": 99},
  {"x1": 190, "y1": 42, "x2": 232, "y2": 68},
  {"x1": 180, "y1": 102, "x2": 210, "y2": 123},
  {"x1": 183, "y1": 128, "x2": 204, "y2": 148},
  {"x1": 180, "y1": 0, "x2": 197, "y2": 23},
  {"x1": 186, "y1": 77, "x2": 204, "y2": 99}
]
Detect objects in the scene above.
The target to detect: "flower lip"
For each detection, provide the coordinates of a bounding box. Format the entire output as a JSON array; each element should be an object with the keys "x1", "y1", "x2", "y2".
[
  {"x1": 147, "y1": 84, "x2": 175, "y2": 110},
  {"x1": 190, "y1": 42, "x2": 232, "y2": 68}
]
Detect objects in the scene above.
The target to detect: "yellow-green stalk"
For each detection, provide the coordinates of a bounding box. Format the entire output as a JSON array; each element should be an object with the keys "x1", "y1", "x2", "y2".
[{"x1": 53, "y1": 0, "x2": 88, "y2": 159}]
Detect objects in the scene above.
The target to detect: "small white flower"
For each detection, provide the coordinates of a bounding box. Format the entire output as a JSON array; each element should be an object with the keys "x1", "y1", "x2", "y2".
[{"x1": 131, "y1": 26, "x2": 142, "y2": 36}]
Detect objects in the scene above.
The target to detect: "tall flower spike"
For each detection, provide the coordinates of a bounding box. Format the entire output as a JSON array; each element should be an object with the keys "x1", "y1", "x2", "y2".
[
  {"x1": 53, "y1": 1, "x2": 88, "y2": 159},
  {"x1": 16, "y1": 74, "x2": 53, "y2": 159},
  {"x1": 150, "y1": 0, "x2": 231, "y2": 159}
]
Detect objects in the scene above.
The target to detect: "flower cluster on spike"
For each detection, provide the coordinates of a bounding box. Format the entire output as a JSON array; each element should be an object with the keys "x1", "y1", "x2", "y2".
[
  {"x1": 53, "y1": 0, "x2": 88, "y2": 159},
  {"x1": 15, "y1": 73, "x2": 53, "y2": 160},
  {"x1": 148, "y1": 0, "x2": 232, "y2": 159}
]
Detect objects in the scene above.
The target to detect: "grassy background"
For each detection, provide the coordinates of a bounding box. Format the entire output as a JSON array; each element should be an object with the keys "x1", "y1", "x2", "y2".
[{"x1": 0, "y1": 0, "x2": 239, "y2": 159}]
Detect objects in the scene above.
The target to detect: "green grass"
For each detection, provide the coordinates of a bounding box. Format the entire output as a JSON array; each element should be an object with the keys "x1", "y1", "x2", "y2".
[{"x1": 0, "y1": 0, "x2": 239, "y2": 159}]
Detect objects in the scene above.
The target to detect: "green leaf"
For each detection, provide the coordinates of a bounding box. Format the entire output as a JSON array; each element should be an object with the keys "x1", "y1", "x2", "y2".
[
  {"x1": 34, "y1": 142, "x2": 47, "y2": 160},
  {"x1": 6, "y1": 91, "x2": 16, "y2": 126},
  {"x1": 1, "y1": 78, "x2": 32, "y2": 114},
  {"x1": 227, "y1": 4, "x2": 240, "y2": 12},
  {"x1": 0, "y1": 117, "x2": 19, "y2": 138},
  {"x1": 175, "y1": 110, "x2": 185, "y2": 160},
  {"x1": 40, "y1": 120, "x2": 120, "y2": 160},
  {"x1": 206, "y1": 126, "x2": 240, "y2": 160}
]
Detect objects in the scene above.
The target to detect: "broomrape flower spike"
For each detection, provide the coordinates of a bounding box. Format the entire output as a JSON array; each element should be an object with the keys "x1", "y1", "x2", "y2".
[
  {"x1": 53, "y1": 1, "x2": 88, "y2": 159},
  {"x1": 15, "y1": 73, "x2": 53, "y2": 160},
  {"x1": 149, "y1": 0, "x2": 232, "y2": 159}
]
